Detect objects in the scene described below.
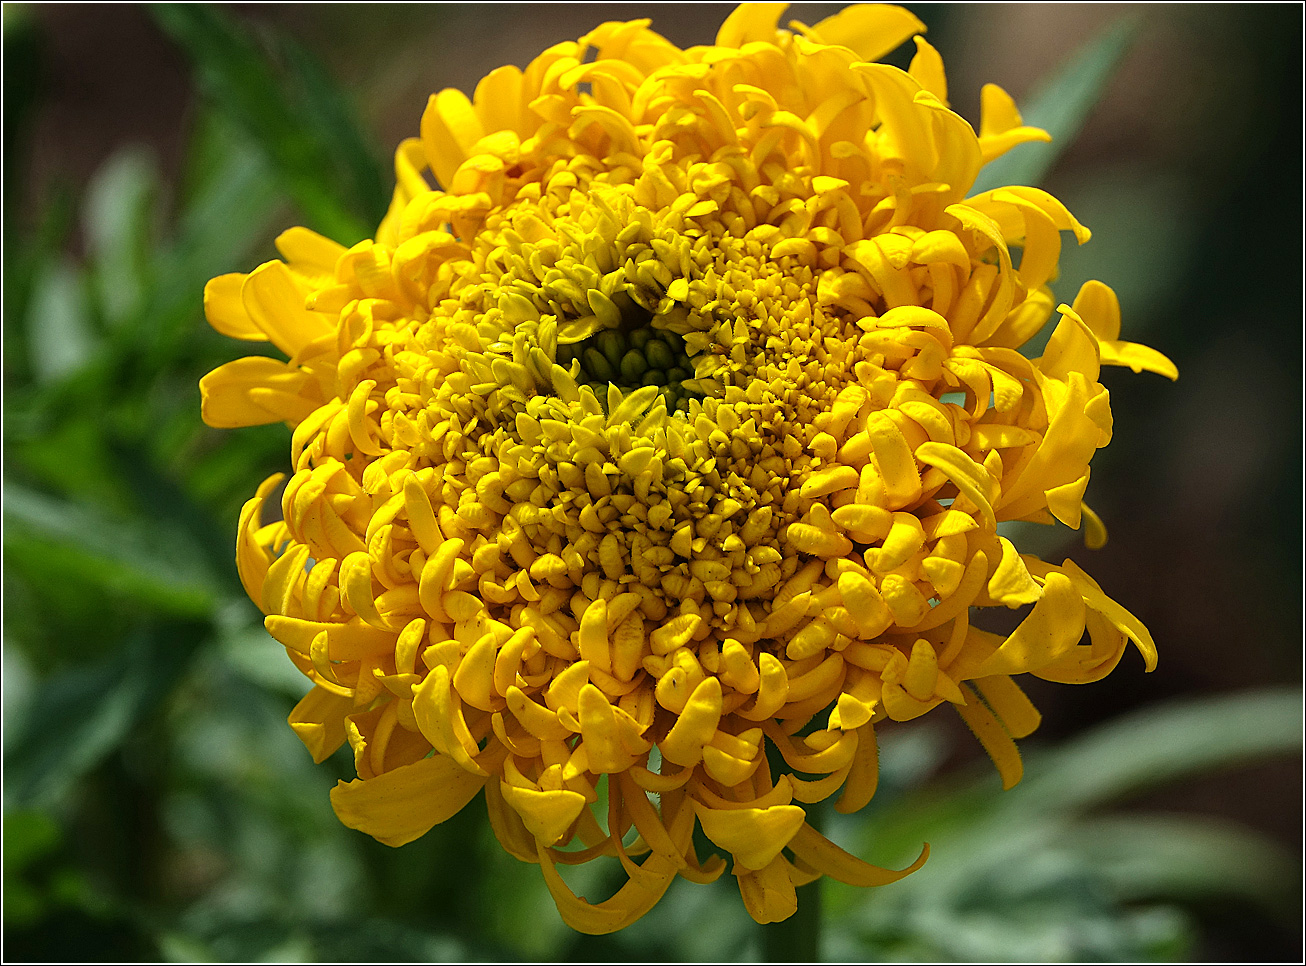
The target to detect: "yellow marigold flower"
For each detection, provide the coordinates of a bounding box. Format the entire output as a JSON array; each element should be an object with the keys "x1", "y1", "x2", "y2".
[{"x1": 200, "y1": 3, "x2": 1177, "y2": 932}]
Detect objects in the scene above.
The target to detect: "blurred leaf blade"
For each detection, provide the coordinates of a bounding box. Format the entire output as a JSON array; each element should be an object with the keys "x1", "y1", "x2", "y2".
[
  {"x1": 860, "y1": 687, "x2": 1303, "y2": 871},
  {"x1": 1016, "y1": 686, "x2": 1302, "y2": 813},
  {"x1": 277, "y1": 32, "x2": 388, "y2": 226},
  {"x1": 137, "y1": 114, "x2": 283, "y2": 368},
  {"x1": 4, "y1": 621, "x2": 208, "y2": 809},
  {"x1": 84, "y1": 148, "x2": 159, "y2": 329},
  {"x1": 25, "y1": 256, "x2": 96, "y2": 384},
  {"x1": 151, "y1": 3, "x2": 370, "y2": 244},
  {"x1": 1065, "y1": 815, "x2": 1298, "y2": 917},
  {"x1": 971, "y1": 15, "x2": 1140, "y2": 193},
  {"x1": 4, "y1": 484, "x2": 223, "y2": 616}
]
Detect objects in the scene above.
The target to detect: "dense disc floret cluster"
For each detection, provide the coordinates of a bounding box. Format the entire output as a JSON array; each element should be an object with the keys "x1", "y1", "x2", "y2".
[{"x1": 201, "y1": 3, "x2": 1175, "y2": 931}]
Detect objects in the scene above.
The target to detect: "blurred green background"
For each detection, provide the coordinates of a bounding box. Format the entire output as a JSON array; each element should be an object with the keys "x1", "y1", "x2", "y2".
[{"x1": 3, "y1": 4, "x2": 1300, "y2": 961}]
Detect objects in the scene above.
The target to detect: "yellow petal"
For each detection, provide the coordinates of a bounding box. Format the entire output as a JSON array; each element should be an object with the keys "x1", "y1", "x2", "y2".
[
  {"x1": 659, "y1": 676, "x2": 723, "y2": 766},
  {"x1": 955, "y1": 683, "x2": 1023, "y2": 788},
  {"x1": 917, "y1": 441, "x2": 996, "y2": 530},
  {"x1": 615, "y1": 771, "x2": 684, "y2": 860},
  {"x1": 836, "y1": 571, "x2": 894, "y2": 639},
  {"x1": 737, "y1": 652, "x2": 789, "y2": 721},
  {"x1": 908, "y1": 36, "x2": 946, "y2": 103},
  {"x1": 1099, "y1": 340, "x2": 1180, "y2": 380},
  {"x1": 1071, "y1": 278, "x2": 1123, "y2": 341},
  {"x1": 1040, "y1": 304, "x2": 1102, "y2": 384},
  {"x1": 735, "y1": 855, "x2": 798, "y2": 924},
  {"x1": 506, "y1": 685, "x2": 573, "y2": 741},
  {"x1": 412, "y1": 665, "x2": 487, "y2": 775},
  {"x1": 715, "y1": 3, "x2": 788, "y2": 48},
  {"x1": 866, "y1": 413, "x2": 922, "y2": 508},
  {"x1": 330, "y1": 753, "x2": 487, "y2": 847},
  {"x1": 809, "y1": 3, "x2": 924, "y2": 61},
  {"x1": 988, "y1": 536, "x2": 1042, "y2": 606},
  {"x1": 340, "y1": 550, "x2": 384, "y2": 628},
  {"x1": 972, "y1": 674, "x2": 1041, "y2": 739},
  {"x1": 484, "y1": 775, "x2": 540, "y2": 863},
  {"x1": 288, "y1": 684, "x2": 354, "y2": 763},
  {"x1": 421, "y1": 88, "x2": 485, "y2": 189},
  {"x1": 834, "y1": 723, "x2": 879, "y2": 813},
  {"x1": 204, "y1": 273, "x2": 264, "y2": 341},
  {"x1": 702, "y1": 742, "x2": 763, "y2": 786},
  {"x1": 199, "y1": 357, "x2": 317, "y2": 428},
  {"x1": 693, "y1": 802, "x2": 806, "y2": 871},
  {"x1": 265, "y1": 615, "x2": 395, "y2": 662},
  {"x1": 241, "y1": 260, "x2": 331, "y2": 357},
  {"x1": 1045, "y1": 473, "x2": 1090, "y2": 529},
  {"x1": 1081, "y1": 502, "x2": 1109, "y2": 550},
  {"x1": 452, "y1": 632, "x2": 498, "y2": 711},
  {"x1": 499, "y1": 780, "x2": 587, "y2": 846},
  {"x1": 274, "y1": 226, "x2": 345, "y2": 276},
  {"x1": 473, "y1": 64, "x2": 525, "y2": 137},
  {"x1": 577, "y1": 683, "x2": 647, "y2": 772},
  {"x1": 537, "y1": 840, "x2": 680, "y2": 935},
  {"x1": 1060, "y1": 558, "x2": 1158, "y2": 671},
  {"x1": 788, "y1": 822, "x2": 929, "y2": 886},
  {"x1": 236, "y1": 473, "x2": 283, "y2": 606},
  {"x1": 975, "y1": 572, "x2": 1086, "y2": 677}
]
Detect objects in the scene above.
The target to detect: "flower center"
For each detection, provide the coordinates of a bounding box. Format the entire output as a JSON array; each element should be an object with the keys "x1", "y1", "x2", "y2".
[
  {"x1": 380, "y1": 172, "x2": 904, "y2": 661},
  {"x1": 558, "y1": 324, "x2": 699, "y2": 412}
]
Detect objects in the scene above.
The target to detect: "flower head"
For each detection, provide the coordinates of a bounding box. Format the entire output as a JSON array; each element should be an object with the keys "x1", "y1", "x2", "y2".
[{"x1": 201, "y1": 3, "x2": 1176, "y2": 932}]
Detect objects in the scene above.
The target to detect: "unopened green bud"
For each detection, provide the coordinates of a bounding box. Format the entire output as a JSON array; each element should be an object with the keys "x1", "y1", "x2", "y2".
[
  {"x1": 597, "y1": 329, "x2": 626, "y2": 370},
  {"x1": 619, "y1": 349, "x2": 648, "y2": 383},
  {"x1": 645, "y1": 339, "x2": 674, "y2": 370},
  {"x1": 583, "y1": 347, "x2": 615, "y2": 382}
]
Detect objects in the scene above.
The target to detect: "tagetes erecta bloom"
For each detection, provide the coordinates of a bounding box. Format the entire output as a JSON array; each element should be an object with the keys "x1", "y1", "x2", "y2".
[{"x1": 201, "y1": 3, "x2": 1176, "y2": 931}]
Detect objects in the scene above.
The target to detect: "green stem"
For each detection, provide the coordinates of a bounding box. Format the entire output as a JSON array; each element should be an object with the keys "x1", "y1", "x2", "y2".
[
  {"x1": 762, "y1": 875, "x2": 821, "y2": 962},
  {"x1": 761, "y1": 802, "x2": 824, "y2": 962}
]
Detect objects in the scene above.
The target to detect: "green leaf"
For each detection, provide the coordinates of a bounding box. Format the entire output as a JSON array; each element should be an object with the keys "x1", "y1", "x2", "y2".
[
  {"x1": 24, "y1": 257, "x2": 95, "y2": 384},
  {"x1": 7, "y1": 417, "x2": 133, "y2": 512},
  {"x1": 970, "y1": 15, "x2": 1140, "y2": 193},
  {"x1": 1015, "y1": 687, "x2": 1303, "y2": 813},
  {"x1": 151, "y1": 4, "x2": 371, "y2": 244},
  {"x1": 84, "y1": 148, "x2": 159, "y2": 328},
  {"x1": 2, "y1": 811, "x2": 61, "y2": 874},
  {"x1": 3, "y1": 484, "x2": 222, "y2": 617},
  {"x1": 852, "y1": 688, "x2": 1303, "y2": 876},
  {"x1": 1064, "y1": 816, "x2": 1298, "y2": 918},
  {"x1": 277, "y1": 33, "x2": 389, "y2": 226},
  {"x1": 4, "y1": 119, "x2": 281, "y2": 428},
  {"x1": 4, "y1": 621, "x2": 209, "y2": 808},
  {"x1": 136, "y1": 114, "x2": 283, "y2": 368},
  {"x1": 1, "y1": 812, "x2": 62, "y2": 927}
]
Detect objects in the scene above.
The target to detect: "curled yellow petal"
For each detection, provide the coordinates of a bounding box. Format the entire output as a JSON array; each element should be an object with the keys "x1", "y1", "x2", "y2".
[
  {"x1": 735, "y1": 856, "x2": 798, "y2": 925},
  {"x1": 788, "y1": 822, "x2": 929, "y2": 887},
  {"x1": 808, "y1": 3, "x2": 924, "y2": 61},
  {"x1": 330, "y1": 754, "x2": 487, "y2": 847},
  {"x1": 693, "y1": 802, "x2": 806, "y2": 871},
  {"x1": 659, "y1": 676, "x2": 723, "y2": 766},
  {"x1": 500, "y1": 781, "x2": 587, "y2": 847},
  {"x1": 289, "y1": 684, "x2": 354, "y2": 764},
  {"x1": 975, "y1": 572, "x2": 1087, "y2": 677},
  {"x1": 536, "y1": 840, "x2": 680, "y2": 935}
]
